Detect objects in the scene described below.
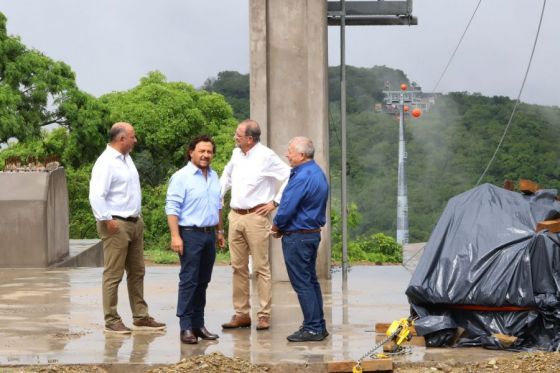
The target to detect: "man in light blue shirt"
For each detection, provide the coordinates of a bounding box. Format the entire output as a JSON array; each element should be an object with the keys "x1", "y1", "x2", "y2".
[{"x1": 165, "y1": 135, "x2": 225, "y2": 344}]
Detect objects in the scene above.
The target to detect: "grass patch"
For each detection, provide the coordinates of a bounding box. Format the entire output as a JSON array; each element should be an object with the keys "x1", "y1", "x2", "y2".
[
  {"x1": 145, "y1": 248, "x2": 231, "y2": 265},
  {"x1": 145, "y1": 249, "x2": 178, "y2": 264}
]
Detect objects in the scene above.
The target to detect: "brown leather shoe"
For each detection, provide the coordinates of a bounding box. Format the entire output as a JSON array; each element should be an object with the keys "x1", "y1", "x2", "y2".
[
  {"x1": 180, "y1": 329, "x2": 198, "y2": 344},
  {"x1": 132, "y1": 316, "x2": 166, "y2": 331},
  {"x1": 104, "y1": 321, "x2": 131, "y2": 334},
  {"x1": 256, "y1": 315, "x2": 270, "y2": 330},
  {"x1": 193, "y1": 326, "x2": 219, "y2": 340},
  {"x1": 221, "y1": 314, "x2": 251, "y2": 329}
]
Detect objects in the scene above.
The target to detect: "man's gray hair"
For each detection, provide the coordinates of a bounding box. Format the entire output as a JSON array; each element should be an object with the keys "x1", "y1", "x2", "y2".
[{"x1": 289, "y1": 136, "x2": 315, "y2": 159}]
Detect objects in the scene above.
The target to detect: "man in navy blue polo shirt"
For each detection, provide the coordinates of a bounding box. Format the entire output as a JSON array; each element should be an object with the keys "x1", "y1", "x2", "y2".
[
  {"x1": 271, "y1": 136, "x2": 329, "y2": 342},
  {"x1": 165, "y1": 135, "x2": 225, "y2": 344}
]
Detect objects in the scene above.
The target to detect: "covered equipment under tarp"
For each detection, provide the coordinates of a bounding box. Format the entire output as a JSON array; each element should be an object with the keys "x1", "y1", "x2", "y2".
[{"x1": 406, "y1": 183, "x2": 560, "y2": 350}]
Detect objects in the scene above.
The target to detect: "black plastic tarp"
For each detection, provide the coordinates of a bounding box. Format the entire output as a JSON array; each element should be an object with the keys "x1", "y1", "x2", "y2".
[{"x1": 406, "y1": 183, "x2": 560, "y2": 350}]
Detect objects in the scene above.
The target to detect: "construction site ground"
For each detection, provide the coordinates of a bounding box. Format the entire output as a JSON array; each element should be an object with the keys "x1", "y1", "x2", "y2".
[{"x1": 1, "y1": 243, "x2": 558, "y2": 372}]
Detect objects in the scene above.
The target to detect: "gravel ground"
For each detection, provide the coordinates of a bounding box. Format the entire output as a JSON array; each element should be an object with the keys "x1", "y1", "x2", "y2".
[
  {"x1": 5, "y1": 351, "x2": 560, "y2": 372},
  {"x1": 395, "y1": 351, "x2": 560, "y2": 373}
]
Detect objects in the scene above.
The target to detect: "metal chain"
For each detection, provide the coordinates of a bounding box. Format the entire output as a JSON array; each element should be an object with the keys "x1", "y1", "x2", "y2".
[{"x1": 356, "y1": 329, "x2": 398, "y2": 365}]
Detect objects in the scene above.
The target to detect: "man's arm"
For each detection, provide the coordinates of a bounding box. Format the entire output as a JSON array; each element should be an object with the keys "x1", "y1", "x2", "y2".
[
  {"x1": 89, "y1": 160, "x2": 119, "y2": 233},
  {"x1": 256, "y1": 152, "x2": 291, "y2": 216},
  {"x1": 273, "y1": 177, "x2": 305, "y2": 231},
  {"x1": 217, "y1": 209, "x2": 226, "y2": 248},
  {"x1": 167, "y1": 215, "x2": 183, "y2": 255},
  {"x1": 165, "y1": 173, "x2": 185, "y2": 255},
  {"x1": 219, "y1": 157, "x2": 234, "y2": 200}
]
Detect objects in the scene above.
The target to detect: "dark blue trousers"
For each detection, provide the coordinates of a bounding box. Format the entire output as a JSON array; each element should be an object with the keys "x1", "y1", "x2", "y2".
[
  {"x1": 281, "y1": 232, "x2": 325, "y2": 333},
  {"x1": 177, "y1": 229, "x2": 216, "y2": 330}
]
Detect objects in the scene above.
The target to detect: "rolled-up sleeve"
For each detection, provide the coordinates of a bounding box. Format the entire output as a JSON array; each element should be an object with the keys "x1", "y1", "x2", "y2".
[{"x1": 165, "y1": 174, "x2": 185, "y2": 216}]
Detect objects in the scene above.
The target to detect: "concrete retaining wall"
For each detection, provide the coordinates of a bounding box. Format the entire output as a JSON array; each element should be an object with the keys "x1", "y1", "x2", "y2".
[{"x1": 0, "y1": 168, "x2": 69, "y2": 267}]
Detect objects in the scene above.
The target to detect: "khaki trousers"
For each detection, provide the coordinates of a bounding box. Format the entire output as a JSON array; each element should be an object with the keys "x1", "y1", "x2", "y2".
[
  {"x1": 97, "y1": 218, "x2": 148, "y2": 326},
  {"x1": 228, "y1": 210, "x2": 272, "y2": 317}
]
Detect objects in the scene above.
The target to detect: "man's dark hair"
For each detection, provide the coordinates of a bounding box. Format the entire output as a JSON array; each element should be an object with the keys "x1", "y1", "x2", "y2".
[
  {"x1": 241, "y1": 119, "x2": 261, "y2": 143},
  {"x1": 109, "y1": 125, "x2": 127, "y2": 142},
  {"x1": 186, "y1": 135, "x2": 216, "y2": 161}
]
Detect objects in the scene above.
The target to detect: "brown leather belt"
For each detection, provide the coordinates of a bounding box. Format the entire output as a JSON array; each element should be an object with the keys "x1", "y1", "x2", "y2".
[
  {"x1": 283, "y1": 229, "x2": 321, "y2": 235},
  {"x1": 232, "y1": 204, "x2": 266, "y2": 215},
  {"x1": 112, "y1": 215, "x2": 139, "y2": 223}
]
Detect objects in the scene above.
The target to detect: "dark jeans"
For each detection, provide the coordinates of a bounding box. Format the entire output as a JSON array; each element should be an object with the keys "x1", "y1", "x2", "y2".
[
  {"x1": 177, "y1": 229, "x2": 216, "y2": 330},
  {"x1": 281, "y1": 232, "x2": 325, "y2": 333}
]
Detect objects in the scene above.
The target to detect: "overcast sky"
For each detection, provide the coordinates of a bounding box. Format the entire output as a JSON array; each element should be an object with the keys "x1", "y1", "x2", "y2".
[{"x1": 2, "y1": 0, "x2": 558, "y2": 106}]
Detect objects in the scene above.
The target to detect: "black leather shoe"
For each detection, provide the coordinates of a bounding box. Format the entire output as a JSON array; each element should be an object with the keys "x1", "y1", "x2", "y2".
[
  {"x1": 193, "y1": 326, "x2": 219, "y2": 340},
  {"x1": 180, "y1": 329, "x2": 198, "y2": 344}
]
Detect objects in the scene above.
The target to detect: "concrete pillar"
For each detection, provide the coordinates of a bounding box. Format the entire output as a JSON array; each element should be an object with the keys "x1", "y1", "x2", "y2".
[{"x1": 250, "y1": 0, "x2": 331, "y2": 281}]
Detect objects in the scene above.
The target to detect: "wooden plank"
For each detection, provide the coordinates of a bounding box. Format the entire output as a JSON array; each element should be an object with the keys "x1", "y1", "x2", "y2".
[
  {"x1": 375, "y1": 334, "x2": 425, "y2": 347},
  {"x1": 536, "y1": 219, "x2": 560, "y2": 233},
  {"x1": 328, "y1": 358, "x2": 393, "y2": 372},
  {"x1": 519, "y1": 179, "x2": 539, "y2": 194},
  {"x1": 374, "y1": 322, "x2": 417, "y2": 335}
]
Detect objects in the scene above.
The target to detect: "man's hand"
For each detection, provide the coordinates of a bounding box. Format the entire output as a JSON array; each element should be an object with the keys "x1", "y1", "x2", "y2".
[
  {"x1": 270, "y1": 224, "x2": 282, "y2": 239},
  {"x1": 255, "y1": 201, "x2": 276, "y2": 216},
  {"x1": 106, "y1": 219, "x2": 120, "y2": 234},
  {"x1": 217, "y1": 233, "x2": 226, "y2": 249},
  {"x1": 170, "y1": 235, "x2": 183, "y2": 255}
]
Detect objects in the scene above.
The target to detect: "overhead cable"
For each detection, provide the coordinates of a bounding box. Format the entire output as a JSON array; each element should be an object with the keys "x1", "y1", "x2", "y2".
[
  {"x1": 475, "y1": 0, "x2": 547, "y2": 186},
  {"x1": 431, "y1": 0, "x2": 483, "y2": 93}
]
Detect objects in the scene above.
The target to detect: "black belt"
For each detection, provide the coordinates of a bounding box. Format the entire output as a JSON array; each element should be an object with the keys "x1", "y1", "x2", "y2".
[
  {"x1": 283, "y1": 229, "x2": 321, "y2": 236},
  {"x1": 112, "y1": 215, "x2": 139, "y2": 223},
  {"x1": 180, "y1": 226, "x2": 216, "y2": 233}
]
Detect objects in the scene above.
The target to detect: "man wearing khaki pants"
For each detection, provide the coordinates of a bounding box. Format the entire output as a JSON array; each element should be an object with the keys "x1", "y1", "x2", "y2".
[
  {"x1": 89, "y1": 122, "x2": 165, "y2": 334},
  {"x1": 220, "y1": 119, "x2": 290, "y2": 330}
]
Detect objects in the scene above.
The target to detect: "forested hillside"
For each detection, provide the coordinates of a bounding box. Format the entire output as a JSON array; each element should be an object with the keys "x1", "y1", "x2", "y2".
[
  {"x1": 205, "y1": 67, "x2": 560, "y2": 242},
  {"x1": 2, "y1": 8, "x2": 559, "y2": 250}
]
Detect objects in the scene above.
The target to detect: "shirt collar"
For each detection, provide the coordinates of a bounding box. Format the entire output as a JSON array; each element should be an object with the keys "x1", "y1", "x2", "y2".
[
  {"x1": 242, "y1": 142, "x2": 261, "y2": 157},
  {"x1": 106, "y1": 144, "x2": 126, "y2": 160},
  {"x1": 292, "y1": 159, "x2": 315, "y2": 173},
  {"x1": 186, "y1": 161, "x2": 212, "y2": 175}
]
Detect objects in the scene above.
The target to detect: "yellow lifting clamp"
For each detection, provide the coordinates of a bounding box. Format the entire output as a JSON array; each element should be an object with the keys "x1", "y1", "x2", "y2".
[
  {"x1": 385, "y1": 317, "x2": 414, "y2": 349},
  {"x1": 352, "y1": 316, "x2": 415, "y2": 372}
]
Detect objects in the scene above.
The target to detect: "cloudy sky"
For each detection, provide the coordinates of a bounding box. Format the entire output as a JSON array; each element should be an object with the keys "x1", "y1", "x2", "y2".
[{"x1": 2, "y1": 0, "x2": 558, "y2": 106}]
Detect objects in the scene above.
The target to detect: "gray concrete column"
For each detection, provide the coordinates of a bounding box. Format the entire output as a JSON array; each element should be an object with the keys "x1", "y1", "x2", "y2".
[{"x1": 250, "y1": 0, "x2": 331, "y2": 281}]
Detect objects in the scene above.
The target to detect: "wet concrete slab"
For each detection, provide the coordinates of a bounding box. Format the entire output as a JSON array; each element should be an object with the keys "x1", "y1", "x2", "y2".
[{"x1": 0, "y1": 265, "x2": 514, "y2": 369}]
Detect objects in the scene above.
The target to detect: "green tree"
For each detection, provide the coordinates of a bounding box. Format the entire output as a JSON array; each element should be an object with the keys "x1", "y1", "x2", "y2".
[
  {"x1": 0, "y1": 12, "x2": 78, "y2": 143},
  {"x1": 101, "y1": 71, "x2": 238, "y2": 186},
  {"x1": 203, "y1": 71, "x2": 250, "y2": 120}
]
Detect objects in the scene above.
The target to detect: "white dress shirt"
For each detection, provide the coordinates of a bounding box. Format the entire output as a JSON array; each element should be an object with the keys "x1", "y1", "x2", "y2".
[
  {"x1": 89, "y1": 145, "x2": 142, "y2": 221},
  {"x1": 220, "y1": 142, "x2": 291, "y2": 209}
]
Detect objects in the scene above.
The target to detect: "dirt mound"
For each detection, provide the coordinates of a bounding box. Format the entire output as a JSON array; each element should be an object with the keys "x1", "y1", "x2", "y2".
[{"x1": 396, "y1": 351, "x2": 560, "y2": 373}]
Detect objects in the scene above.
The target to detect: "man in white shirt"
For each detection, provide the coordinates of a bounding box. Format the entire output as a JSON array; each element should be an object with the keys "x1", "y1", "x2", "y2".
[
  {"x1": 220, "y1": 119, "x2": 290, "y2": 330},
  {"x1": 89, "y1": 122, "x2": 165, "y2": 334}
]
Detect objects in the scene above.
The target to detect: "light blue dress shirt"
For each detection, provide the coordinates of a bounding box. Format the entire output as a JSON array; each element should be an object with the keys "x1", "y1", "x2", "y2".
[{"x1": 165, "y1": 162, "x2": 221, "y2": 227}]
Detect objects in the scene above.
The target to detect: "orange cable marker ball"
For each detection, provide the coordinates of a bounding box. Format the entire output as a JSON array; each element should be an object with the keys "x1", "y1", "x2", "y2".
[
  {"x1": 412, "y1": 108, "x2": 422, "y2": 118},
  {"x1": 400, "y1": 83, "x2": 407, "y2": 91},
  {"x1": 403, "y1": 105, "x2": 409, "y2": 112}
]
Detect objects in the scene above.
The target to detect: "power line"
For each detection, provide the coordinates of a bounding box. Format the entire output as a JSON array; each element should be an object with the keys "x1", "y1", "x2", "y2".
[
  {"x1": 405, "y1": 1, "x2": 548, "y2": 270},
  {"x1": 404, "y1": 0, "x2": 484, "y2": 270},
  {"x1": 475, "y1": 0, "x2": 547, "y2": 186},
  {"x1": 431, "y1": 0, "x2": 483, "y2": 93}
]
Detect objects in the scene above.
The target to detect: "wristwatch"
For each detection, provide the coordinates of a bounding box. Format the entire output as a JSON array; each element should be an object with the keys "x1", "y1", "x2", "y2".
[{"x1": 273, "y1": 201, "x2": 279, "y2": 208}]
